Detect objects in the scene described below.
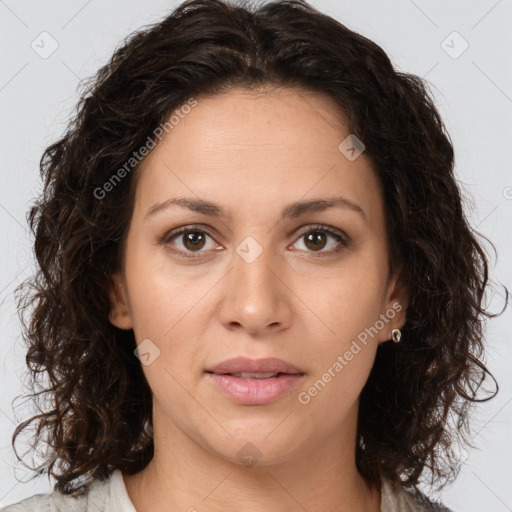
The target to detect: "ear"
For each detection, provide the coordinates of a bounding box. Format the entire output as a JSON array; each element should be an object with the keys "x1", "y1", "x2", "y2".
[
  {"x1": 107, "y1": 272, "x2": 133, "y2": 330},
  {"x1": 378, "y1": 264, "x2": 409, "y2": 344}
]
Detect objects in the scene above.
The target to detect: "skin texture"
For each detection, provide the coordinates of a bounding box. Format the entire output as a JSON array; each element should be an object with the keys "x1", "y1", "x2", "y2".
[{"x1": 108, "y1": 87, "x2": 408, "y2": 512}]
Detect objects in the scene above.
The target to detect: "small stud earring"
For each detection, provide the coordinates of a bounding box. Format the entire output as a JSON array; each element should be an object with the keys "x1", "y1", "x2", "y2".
[{"x1": 391, "y1": 328, "x2": 401, "y2": 343}]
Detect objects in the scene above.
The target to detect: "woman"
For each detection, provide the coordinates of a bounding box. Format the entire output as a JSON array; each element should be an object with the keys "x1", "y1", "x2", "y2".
[{"x1": 4, "y1": 0, "x2": 503, "y2": 510}]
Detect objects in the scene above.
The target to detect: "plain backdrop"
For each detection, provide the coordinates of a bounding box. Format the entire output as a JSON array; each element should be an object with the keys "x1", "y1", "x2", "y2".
[{"x1": 0, "y1": 0, "x2": 511, "y2": 509}]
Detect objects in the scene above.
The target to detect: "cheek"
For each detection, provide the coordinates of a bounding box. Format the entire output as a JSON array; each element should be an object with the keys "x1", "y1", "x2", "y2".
[
  {"x1": 299, "y1": 324, "x2": 377, "y2": 428},
  {"x1": 124, "y1": 246, "x2": 211, "y2": 337},
  {"x1": 123, "y1": 253, "x2": 211, "y2": 379},
  {"x1": 296, "y1": 256, "x2": 384, "y2": 394},
  {"x1": 301, "y1": 257, "x2": 385, "y2": 341}
]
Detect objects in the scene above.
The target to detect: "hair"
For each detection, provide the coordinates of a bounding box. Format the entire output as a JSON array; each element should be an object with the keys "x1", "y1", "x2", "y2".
[{"x1": 11, "y1": 0, "x2": 505, "y2": 498}]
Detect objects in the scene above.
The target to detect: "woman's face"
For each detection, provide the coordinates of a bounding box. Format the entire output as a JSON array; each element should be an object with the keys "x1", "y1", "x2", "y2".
[{"x1": 109, "y1": 87, "x2": 407, "y2": 467}]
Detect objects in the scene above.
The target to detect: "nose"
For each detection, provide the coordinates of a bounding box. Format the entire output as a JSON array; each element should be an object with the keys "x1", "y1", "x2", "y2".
[{"x1": 217, "y1": 242, "x2": 293, "y2": 336}]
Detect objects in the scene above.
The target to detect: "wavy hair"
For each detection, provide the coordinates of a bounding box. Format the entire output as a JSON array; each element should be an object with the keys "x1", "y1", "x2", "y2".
[{"x1": 11, "y1": 0, "x2": 504, "y2": 496}]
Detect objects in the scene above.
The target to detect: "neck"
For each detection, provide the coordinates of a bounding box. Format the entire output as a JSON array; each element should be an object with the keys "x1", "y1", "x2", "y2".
[{"x1": 123, "y1": 405, "x2": 381, "y2": 512}]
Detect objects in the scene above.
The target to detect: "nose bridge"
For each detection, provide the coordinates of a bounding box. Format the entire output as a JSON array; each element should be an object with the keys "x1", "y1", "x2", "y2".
[
  {"x1": 233, "y1": 234, "x2": 281, "y2": 299},
  {"x1": 219, "y1": 233, "x2": 290, "y2": 332}
]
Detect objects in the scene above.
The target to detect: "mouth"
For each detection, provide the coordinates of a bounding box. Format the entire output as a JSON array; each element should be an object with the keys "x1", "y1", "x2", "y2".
[
  {"x1": 206, "y1": 371, "x2": 300, "y2": 379},
  {"x1": 205, "y1": 357, "x2": 305, "y2": 405},
  {"x1": 206, "y1": 356, "x2": 304, "y2": 376}
]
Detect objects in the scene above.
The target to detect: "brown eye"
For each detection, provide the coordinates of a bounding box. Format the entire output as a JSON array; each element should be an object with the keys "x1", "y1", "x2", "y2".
[
  {"x1": 162, "y1": 225, "x2": 218, "y2": 259},
  {"x1": 304, "y1": 231, "x2": 328, "y2": 251},
  {"x1": 180, "y1": 231, "x2": 207, "y2": 251},
  {"x1": 161, "y1": 223, "x2": 350, "y2": 260},
  {"x1": 292, "y1": 225, "x2": 350, "y2": 256}
]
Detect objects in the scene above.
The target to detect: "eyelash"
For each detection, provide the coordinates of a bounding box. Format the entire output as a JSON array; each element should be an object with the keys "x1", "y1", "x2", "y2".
[{"x1": 160, "y1": 223, "x2": 350, "y2": 260}]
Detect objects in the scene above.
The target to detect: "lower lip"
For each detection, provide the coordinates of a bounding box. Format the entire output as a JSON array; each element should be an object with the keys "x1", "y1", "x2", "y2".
[{"x1": 206, "y1": 372, "x2": 304, "y2": 405}]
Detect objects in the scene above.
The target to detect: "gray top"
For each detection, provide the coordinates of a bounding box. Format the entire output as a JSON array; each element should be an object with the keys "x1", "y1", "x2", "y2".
[{"x1": 1, "y1": 469, "x2": 452, "y2": 511}]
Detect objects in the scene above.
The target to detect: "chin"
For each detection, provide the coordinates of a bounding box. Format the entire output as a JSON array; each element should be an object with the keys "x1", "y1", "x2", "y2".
[{"x1": 201, "y1": 423, "x2": 309, "y2": 468}]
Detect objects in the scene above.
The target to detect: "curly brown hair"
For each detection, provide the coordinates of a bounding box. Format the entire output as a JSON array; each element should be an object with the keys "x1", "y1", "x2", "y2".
[{"x1": 11, "y1": 0, "x2": 504, "y2": 497}]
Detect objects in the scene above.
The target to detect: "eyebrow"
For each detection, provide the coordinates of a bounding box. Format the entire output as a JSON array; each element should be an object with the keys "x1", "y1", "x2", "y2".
[{"x1": 145, "y1": 196, "x2": 367, "y2": 223}]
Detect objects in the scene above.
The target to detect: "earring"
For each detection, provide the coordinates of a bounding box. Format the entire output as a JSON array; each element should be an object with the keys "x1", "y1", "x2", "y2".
[{"x1": 391, "y1": 328, "x2": 401, "y2": 343}]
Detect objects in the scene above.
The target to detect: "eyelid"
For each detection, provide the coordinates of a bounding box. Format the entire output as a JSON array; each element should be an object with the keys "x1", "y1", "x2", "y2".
[
  {"x1": 160, "y1": 223, "x2": 219, "y2": 248},
  {"x1": 293, "y1": 223, "x2": 348, "y2": 241}
]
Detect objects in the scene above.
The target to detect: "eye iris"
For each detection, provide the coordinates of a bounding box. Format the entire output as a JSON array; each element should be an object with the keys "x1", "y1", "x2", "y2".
[
  {"x1": 305, "y1": 231, "x2": 327, "y2": 251},
  {"x1": 183, "y1": 231, "x2": 206, "y2": 251}
]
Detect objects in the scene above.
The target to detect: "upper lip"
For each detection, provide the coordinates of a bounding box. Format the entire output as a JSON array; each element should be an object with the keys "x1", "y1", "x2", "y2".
[{"x1": 206, "y1": 357, "x2": 304, "y2": 375}]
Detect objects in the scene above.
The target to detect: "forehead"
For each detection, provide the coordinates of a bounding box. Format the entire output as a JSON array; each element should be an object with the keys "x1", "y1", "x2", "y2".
[
  {"x1": 133, "y1": 87, "x2": 384, "y2": 230},
  {"x1": 141, "y1": 87, "x2": 352, "y2": 168}
]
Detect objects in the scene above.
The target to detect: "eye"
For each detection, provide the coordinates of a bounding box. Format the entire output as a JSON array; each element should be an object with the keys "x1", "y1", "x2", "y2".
[
  {"x1": 291, "y1": 224, "x2": 350, "y2": 256},
  {"x1": 161, "y1": 224, "x2": 219, "y2": 259},
  {"x1": 161, "y1": 223, "x2": 350, "y2": 259}
]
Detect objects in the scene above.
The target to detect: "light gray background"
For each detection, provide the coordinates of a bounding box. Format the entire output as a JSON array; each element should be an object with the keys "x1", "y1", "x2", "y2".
[{"x1": 1, "y1": 0, "x2": 511, "y2": 509}]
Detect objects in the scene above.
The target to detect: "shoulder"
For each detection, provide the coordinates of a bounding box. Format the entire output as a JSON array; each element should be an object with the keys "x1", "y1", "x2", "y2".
[
  {"x1": 0, "y1": 491, "x2": 87, "y2": 511},
  {"x1": 0, "y1": 472, "x2": 116, "y2": 512},
  {"x1": 381, "y1": 477, "x2": 453, "y2": 512}
]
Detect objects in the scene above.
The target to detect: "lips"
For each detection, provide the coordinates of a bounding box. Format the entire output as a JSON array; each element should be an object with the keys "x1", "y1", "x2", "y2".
[
  {"x1": 227, "y1": 372, "x2": 282, "y2": 379},
  {"x1": 205, "y1": 357, "x2": 304, "y2": 405},
  {"x1": 206, "y1": 356, "x2": 304, "y2": 376}
]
